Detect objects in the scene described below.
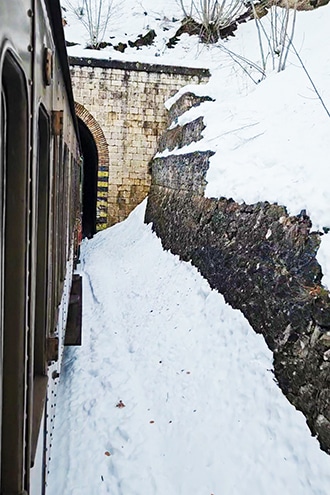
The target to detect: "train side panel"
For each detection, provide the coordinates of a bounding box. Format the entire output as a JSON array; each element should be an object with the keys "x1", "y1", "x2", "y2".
[
  {"x1": 0, "y1": 0, "x2": 82, "y2": 493},
  {"x1": 0, "y1": 2, "x2": 34, "y2": 493}
]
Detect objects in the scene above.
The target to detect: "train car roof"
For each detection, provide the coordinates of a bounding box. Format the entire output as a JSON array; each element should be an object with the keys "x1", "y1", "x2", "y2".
[{"x1": 45, "y1": 0, "x2": 80, "y2": 144}]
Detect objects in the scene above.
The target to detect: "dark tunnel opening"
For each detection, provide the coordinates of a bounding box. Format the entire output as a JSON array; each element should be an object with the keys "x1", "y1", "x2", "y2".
[{"x1": 78, "y1": 118, "x2": 98, "y2": 239}]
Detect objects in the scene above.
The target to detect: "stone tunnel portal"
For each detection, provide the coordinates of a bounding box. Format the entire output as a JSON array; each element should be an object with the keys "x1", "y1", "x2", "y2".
[{"x1": 78, "y1": 118, "x2": 98, "y2": 238}]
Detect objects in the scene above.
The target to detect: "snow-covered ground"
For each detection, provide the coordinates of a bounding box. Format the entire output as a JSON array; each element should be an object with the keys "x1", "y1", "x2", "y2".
[
  {"x1": 48, "y1": 1, "x2": 330, "y2": 493},
  {"x1": 47, "y1": 202, "x2": 330, "y2": 495}
]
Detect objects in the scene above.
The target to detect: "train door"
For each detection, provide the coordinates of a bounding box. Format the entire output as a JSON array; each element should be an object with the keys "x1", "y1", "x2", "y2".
[
  {"x1": 30, "y1": 106, "x2": 51, "y2": 491},
  {"x1": 0, "y1": 82, "x2": 5, "y2": 478},
  {"x1": 0, "y1": 51, "x2": 29, "y2": 493}
]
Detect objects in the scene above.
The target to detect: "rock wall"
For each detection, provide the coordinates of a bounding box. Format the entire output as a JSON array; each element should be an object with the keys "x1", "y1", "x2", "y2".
[
  {"x1": 145, "y1": 92, "x2": 330, "y2": 454},
  {"x1": 70, "y1": 58, "x2": 210, "y2": 227}
]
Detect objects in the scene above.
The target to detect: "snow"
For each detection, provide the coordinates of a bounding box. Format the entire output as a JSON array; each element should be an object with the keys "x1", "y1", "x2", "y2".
[
  {"x1": 47, "y1": 201, "x2": 330, "y2": 495},
  {"x1": 48, "y1": 1, "x2": 330, "y2": 493}
]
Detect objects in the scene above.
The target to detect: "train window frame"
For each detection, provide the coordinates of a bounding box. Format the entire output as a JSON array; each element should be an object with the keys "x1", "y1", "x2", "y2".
[{"x1": 1, "y1": 50, "x2": 29, "y2": 494}]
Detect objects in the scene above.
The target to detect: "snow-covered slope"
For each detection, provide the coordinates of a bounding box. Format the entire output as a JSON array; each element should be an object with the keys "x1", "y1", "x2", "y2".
[{"x1": 47, "y1": 202, "x2": 330, "y2": 495}]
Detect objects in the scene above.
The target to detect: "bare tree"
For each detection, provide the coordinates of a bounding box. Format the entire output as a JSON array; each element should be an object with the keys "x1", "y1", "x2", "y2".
[
  {"x1": 64, "y1": 0, "x2": 116, "y2": 48},
  {"x1": 178, "y1": 0, "x2": 248, "y2": 41},
  {"x1": 249, "y1": 1, "x2": 298, "y2": 73}
]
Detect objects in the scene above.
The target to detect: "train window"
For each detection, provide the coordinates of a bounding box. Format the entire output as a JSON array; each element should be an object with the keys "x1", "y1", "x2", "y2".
[
  {"x1": 59, "y1": 144, "x2": 67, "y2": 282},
  {"x1": 52, "y1": 135, "x2": 63, "y2": 313},
  {"x1": 35, "y1": 106, "x2": 50, "y2": 375},
  {"x1": 31, "y1": 106, "x2": 50, "y2": 465},
  {"x1": 48, "y1": 132, "x2": 59, "y2": 336},
  {"x1": 1, "y1": 52, "x2": 29, "y2": 493},
  {"x1": 62, "y1": 145, "x2": 71, "y2": 272}
]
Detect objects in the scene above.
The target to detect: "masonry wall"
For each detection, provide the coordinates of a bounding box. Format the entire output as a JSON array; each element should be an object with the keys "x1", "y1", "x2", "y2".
[
  {"x1": 145, "y1": 92, "x2": 330, "y2": 455},
  {"x1": 70, "y1": 58, "x2": 209, "y2": 228}
]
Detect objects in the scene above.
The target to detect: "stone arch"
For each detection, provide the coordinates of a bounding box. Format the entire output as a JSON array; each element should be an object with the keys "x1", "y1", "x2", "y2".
[{"x1": 75, "y1": 101, "x2": 109, "y2": 230}]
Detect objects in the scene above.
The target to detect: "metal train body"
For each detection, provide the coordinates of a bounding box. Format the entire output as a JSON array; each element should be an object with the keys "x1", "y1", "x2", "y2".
[{"x1": 0, "y1": 0, "x2": 82, "y2": 493}]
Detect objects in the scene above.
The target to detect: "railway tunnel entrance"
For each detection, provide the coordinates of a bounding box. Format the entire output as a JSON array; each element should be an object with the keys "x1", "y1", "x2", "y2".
[
  {"x1": 78, "y1": 118, "x2": 98, "y2": 238},
  {"x1": 70, "y1": 59, "x2": 209, "y2": 229}
]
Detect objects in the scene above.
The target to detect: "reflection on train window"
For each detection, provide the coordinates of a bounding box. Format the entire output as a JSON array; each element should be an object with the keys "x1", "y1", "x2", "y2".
[{"x1": 1, "y1": 51, "x2": 29, "y2": 493}]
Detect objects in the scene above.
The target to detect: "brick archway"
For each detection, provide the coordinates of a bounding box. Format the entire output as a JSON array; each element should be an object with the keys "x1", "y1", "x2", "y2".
[{"x1": 75, "y1": 102, "x2": 109, "y2": 230}]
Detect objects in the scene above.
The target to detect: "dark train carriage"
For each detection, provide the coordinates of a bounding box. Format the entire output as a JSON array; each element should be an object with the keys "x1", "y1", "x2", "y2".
[{"x1": 0, "y1": 1, "x2": 82, "y2": 493}]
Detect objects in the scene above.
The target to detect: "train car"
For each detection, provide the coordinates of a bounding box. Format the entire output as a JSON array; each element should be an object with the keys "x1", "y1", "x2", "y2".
[{"x1": 0, "y1": 0, "x2": 82, "y2": 493}]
